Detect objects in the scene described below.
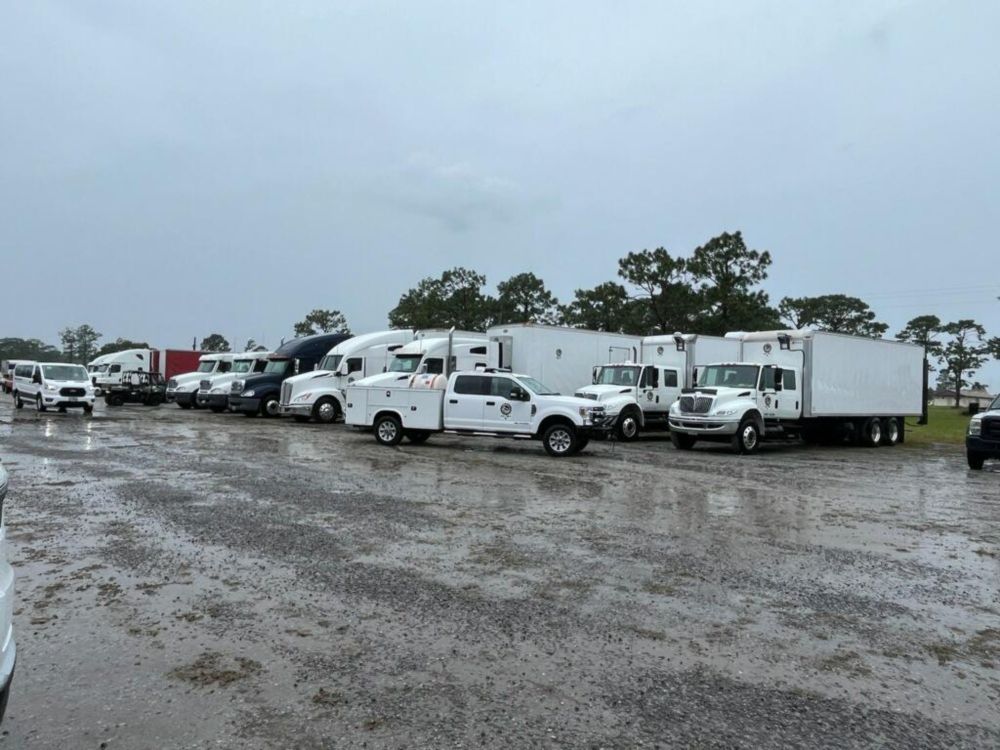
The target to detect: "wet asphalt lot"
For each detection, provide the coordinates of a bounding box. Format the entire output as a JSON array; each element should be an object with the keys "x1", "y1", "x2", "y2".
[{"x1": 0, "y1": 399, "x2": 998, "y2": 749}]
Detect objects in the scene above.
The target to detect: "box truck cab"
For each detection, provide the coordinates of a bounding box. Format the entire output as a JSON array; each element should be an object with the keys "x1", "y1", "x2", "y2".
[
  {"x1": 196, "y1": 352, "x2": 273, "y2": 412},
  {"x1": 966, "y1": 394, "x2": 1000, "y2": 470},
  {"x1": 229, "y1": 333, "x2": 351, "y2": 417},
  {"x1": 346, "y1": 369, "x2": 611, "y2": 457},
  {"x1": 279, "y1": 330, "x2": 416, "y2": 424},
  {"x1": 668, "y1": 330, "x2": 924, "y2": 454},
  {"x1": 13, "y1": 361, "x2": 96, "y2": 413},
  {"x1": 352, "y1": 335, "x2": 489, "y2": 389},
  {"x1": 166, "y1": 353, "x2": 235, "y2": 409},
  {"x1": 575, "y1": 333, "x2": 740, "y2": 441}
]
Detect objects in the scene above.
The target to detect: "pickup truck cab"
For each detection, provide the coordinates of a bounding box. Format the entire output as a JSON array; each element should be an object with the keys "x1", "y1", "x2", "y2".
[
  {"x1": 346, "y1": 369, "x2": 610, "y2": 456},
  {"x1": 966, "y1": 395, "x2": 1000, "y2": 470},
  {"x1": 229, "y1": 333, "x2": 350, "y2": 417},
  {"x1": 166, "y1": 353, "x2": 234, "y2": 409},
  {"x1": 13, "y1": 362, "x2": 96, "y2": 414}
]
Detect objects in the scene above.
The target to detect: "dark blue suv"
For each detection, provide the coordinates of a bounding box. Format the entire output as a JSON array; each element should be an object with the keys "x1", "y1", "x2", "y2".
[
  {"x1": 228, "y1": 332, "x2": 350, "y2": 417},
  {"x1": 966, "y1": 395, "x2": 1000, "y2": 470}
]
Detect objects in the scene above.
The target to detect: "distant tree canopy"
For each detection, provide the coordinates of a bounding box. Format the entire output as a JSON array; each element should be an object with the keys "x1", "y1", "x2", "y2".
[
  {"x1": 778, "y1": 294, "x2": 888, "y2": 338},
  {"x1": 199, "y1": 333, "x2": 230, "y2": 352},
  {"x1": 938, "y1": 319, "x2": 991, "y2": 408},
  {"x1": 492, "y1": 272, "x2": 560, "y2": 325},
  {"x1": 293, "y1": 309, "x2": 351, "y2": 337},
  {"x1": 59, "y1": 324, "x2": 101, "y2": 363},
  {"x1": 0, "y1": 337, "x2": 62, "y2": 363},
  {"x1": 388, "y1": 267, "x2": 494, "y2": 331},
  {"x1": 94, "y1": 338, "x2": 152, "y2": 357}
]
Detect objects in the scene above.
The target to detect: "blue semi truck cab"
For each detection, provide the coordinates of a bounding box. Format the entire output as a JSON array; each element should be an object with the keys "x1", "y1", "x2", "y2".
[{"x1": 228, "y1": 332, "x2": 351, "y2": 417}]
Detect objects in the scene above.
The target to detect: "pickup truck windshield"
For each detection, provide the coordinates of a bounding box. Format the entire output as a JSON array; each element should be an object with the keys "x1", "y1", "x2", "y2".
[
  {"x1": 388, "y1": 355, "x2": 421, "y2": 373},
  {"x1": 699, "y1": 365, "x2": 759, "y2": 389},
  {"x1": 594, "y1": 366, "x2": 640, "y2": 386},
  {"x1": 519, "y1": 376, "x2": 559, "y2": 395},
  {"x1": 991, "y1": 394, "x2": 1000, "y2": 411},
  {"x1": 196, "y1": 362, "x2": 216, "y2": 373},
  {"x1": 319, "y1": 354, "x2": 343, "y2": 372},
  {"x1": 263, "y1": 359, "x2": 291, "y2": 375},
  {"x1": 41, "y1": 365, "x2": 89, "y2": 381},
  {"x1": 231, "y1": 359, "x2": 254, "y2": 373}
]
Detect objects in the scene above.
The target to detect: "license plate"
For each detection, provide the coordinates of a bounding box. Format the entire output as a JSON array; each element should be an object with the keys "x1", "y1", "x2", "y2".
[{"x1": 68, "y1": 397, "x2": 78, "y2": 402}]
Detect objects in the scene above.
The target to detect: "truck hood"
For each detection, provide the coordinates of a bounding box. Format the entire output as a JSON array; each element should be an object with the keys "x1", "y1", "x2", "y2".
[
  {"x1": 539, "y1": 394, "x2": 607, "y2": 410},
  {"x1": 239, "y1": 373, "x2": 283, "y2": 390},
  {"x1": 574, "y1": 384, "x2": 635, "y2": 402},
  {"x1": 170, "y1": 371, "x2": 208, "y2": 387},
  {"x1": 284, "y1": 369, "x2": 334, "y2": 386},
  {"x1": 673, "y1": 386, "x2": 754, "y2": 414}
]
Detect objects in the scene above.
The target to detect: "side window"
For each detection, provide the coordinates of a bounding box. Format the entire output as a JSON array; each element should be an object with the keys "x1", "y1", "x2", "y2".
[
  {"x1": 639, "y1": 368, "x2": 653, "y2": 388},
  {"x1": 254, "y1": 360, "x2": 267, "y2": 372},
  {"x1": 424, "y1": 358, "x2": 444, "y2": 375},
  {"x1": 110, "y1": 364, "x2": 122, "y2": 374},
  {"x1": 470, "y1": 346, "x2": 487, "y2": 355},
  {"x1": 782, "y1": 370, "x2": 797, "y2": 390},
  {"x1": 663, "y1": 369, "x2": 679, "y2": 388},
  {"x1": 219, "y1": 362, "x2": 232, "y2": 373},
  {"x1": 346, "y1": 357, "x2": 363, "y2": 374},
  {"x1": 761, "y1": 367, "x2": 776, "y2": 390},
  {"x1": 454, "y1": 375, "x2": 487, "y2": 395},
  {"x1": 490, "y1": 377, "x2": 516, "y2": 397}
]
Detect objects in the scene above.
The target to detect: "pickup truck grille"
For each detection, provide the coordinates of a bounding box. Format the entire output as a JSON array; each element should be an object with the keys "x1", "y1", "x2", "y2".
[
  {"x1": 60, "y1": 387, "x2": 86, "y2": 397},
  {"x1": 199, "y1": 379, "x2": 211, "y2": 392},
  {"x1": 983, "y1": 417, "x2": 1000, "y2": 440},
  {"x1": 679, "y1": 395, "x2": 713, "y2": 414},
  {"x1": 281, "y1": 382, "x2": 292, "y2": 405}
]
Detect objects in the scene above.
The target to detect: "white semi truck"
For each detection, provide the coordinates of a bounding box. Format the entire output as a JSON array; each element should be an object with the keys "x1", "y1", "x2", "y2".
[
  {"x1": 351, "y1": 334, "x2": 489, "y2": 389},
  {"x1": 575, "y1": 333, "x2": 741, "y2": 441},
  {"x1": 166, "y1": 353, "x2": 236, "y2": 409},
  {"x1": 195, "y1": 351, "x2": 273, "y2": 412},
  {"x1": 668, "y1": 330, "x2": 924, "y2": 453},
  {"x1": 279, "y1": 329, "x2": 416, "y2": 423},
  {"x1": 486, "y1": 324, "x2": 642, "y2": 397},
  {"x1": 346, "y1": 368, "x2": 611, "y2": 457}
]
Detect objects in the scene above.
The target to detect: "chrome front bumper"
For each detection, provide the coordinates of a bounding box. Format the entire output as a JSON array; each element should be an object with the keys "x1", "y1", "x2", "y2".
[{"x1": 668, "y1": 414, "x2": 739, "y2": 435}]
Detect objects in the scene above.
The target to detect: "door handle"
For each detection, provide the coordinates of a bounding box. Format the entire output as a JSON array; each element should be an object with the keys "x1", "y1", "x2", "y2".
[
  {"x1": 449, "y1": 399, "x2": 458, "y2": 404},
  {"x1": 486, "y1": 401, "x2": 496, "y2": 406}
]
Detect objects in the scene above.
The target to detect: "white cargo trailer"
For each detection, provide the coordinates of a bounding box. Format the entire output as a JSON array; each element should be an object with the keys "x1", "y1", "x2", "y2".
[
  {"x1": 668, "y1": 330, "x2": 924, "y2": 453},
  {"x1": 486, "y1": 324, "x2": 642, "y2": 397}
]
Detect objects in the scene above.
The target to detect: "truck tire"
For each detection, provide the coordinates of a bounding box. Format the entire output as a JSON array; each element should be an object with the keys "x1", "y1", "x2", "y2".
[
  {"x1": 313, "y1": 397, "x2": 340, "y2": 425},
  {"x1": 14, "y1": 392, "x2": 23, "y2": 409},
  {"x1": 405, "y1": 430, "x2": 431, "y2": 444},
  {"x1": 967, "y1": 451, "x2": 986, "y2": 470},
  {"x1": 671, "y1": 432, "x2": 697, "y2": 450},
  {"x1": 374, "y1": 414, "x2": 404, "y2": 446},
  {"x1": 732, "y1": 416, "x2": 760, "y2": 455},
  {"x1": 862, "y1": 417, "x2": 882, "y2": 447},
  {"x1": 615, "y1": 409, "x2": 641, "y2": 442},
  {"x1": 36, "y1": 395, "x2": 47, "y2": 412},
  {"x1": 882, "y1": 418, "x2": 900, "y2": 446},
  {"x1": 542, "y1": 422, "x2": 578, "y2": 457},
  {"x1": 83, "y1": 404, "x2": 93, "y2": 415},
  {"x1": 260, "y1": 395, "x2": 280, "y2": 417}
]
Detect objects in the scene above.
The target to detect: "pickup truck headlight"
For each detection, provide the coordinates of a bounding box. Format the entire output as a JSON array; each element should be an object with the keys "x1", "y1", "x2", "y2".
[
  {"x1": 242, "y1": 390, "x2": 256, "y2": 398},
  {"x1": 969, "y1": 419, "x2": 982, "y2": 436},
  {"x1": 45, "y1": 384, "x2": 57, "y2": 391}
]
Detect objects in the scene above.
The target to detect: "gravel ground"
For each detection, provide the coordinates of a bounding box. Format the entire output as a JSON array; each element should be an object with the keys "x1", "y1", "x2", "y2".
[{"x1": 0, "y1": 399, "x2": 998, "y2": 749}]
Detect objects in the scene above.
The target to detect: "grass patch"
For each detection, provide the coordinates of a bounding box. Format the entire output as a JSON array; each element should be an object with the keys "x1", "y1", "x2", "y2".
[{"x1": 904, "y1": 406, "x2": 972, "y2": 446}]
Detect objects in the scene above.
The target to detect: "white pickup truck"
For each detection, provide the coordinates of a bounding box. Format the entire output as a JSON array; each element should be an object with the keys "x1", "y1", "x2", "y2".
[{"x1": 346, "y1": 369, "x2": 611, "y2": 456}]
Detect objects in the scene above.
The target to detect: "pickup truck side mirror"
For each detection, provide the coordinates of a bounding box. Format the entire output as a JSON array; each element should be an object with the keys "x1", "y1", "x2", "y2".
[{"x1": 509, "y1": 387, "x2": 529, "y2": 401}]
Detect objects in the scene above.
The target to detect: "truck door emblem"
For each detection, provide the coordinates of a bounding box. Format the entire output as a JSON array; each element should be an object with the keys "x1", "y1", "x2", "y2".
[
  {"x1": 646, "y1": 391, "x2": 654, "y2": 401},
  {"x1": 763, "y1": 343, "x2": 772, "y2": 355},
  {"x1": 500, "y1": 403, "x2": 512, "y2": 417},
  {"x1": 765, "y1": 395, "x2": 772, "y2": 407}
]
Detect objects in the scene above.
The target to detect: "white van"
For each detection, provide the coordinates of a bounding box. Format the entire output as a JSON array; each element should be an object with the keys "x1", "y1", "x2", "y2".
[{"x1": 13, "y1": 362, "x2": 96, "y2": 413}]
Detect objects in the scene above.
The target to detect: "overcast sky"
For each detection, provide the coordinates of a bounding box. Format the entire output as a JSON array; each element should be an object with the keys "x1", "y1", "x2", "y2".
[{"x1": 3, "y1": 1, "x2": 999, "y2": 380}]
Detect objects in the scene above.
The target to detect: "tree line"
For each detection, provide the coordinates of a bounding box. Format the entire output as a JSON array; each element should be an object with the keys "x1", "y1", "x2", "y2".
[{"x1": 2, "y1": 230, "x2": 997, "y2": 407}]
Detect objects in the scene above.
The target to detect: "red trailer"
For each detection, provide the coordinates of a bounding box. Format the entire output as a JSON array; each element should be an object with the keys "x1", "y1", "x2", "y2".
[{"x1": 152, "y1": 349, "x2": 206, "y2": 380}]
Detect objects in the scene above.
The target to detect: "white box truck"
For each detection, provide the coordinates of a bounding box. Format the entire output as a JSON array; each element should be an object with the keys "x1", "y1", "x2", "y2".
[
  {"x1": 486, "y1": 324, "x2": 642, "y2": 397},
  {"x1": 575, "y1": 333, "x2": 741, "y2": 441},
  {"x1": 668, "y1": 330, "x2": 924, "y2": 453}
]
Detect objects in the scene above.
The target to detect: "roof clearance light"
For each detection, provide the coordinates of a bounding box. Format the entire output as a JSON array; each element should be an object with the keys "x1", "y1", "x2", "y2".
[
  {"x1": 778, "y1": 334, "x2": 791, "y2": 350},
  {"x1": 673, "y1": 333, "x2": 685, "y2": 352}
]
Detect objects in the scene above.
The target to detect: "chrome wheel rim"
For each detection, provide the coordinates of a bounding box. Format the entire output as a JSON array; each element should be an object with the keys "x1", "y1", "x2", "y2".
[
  {"x1": 870, "y1": 422, "x2": 882, "y2": 444},
  {"x1": 621, "y1": 416, "x2": 638, "y2": 439},
  {"x1": 742, "y1": 425, "x2": 757, "y2": 450},
  {"x1": 377, "y1": 420, "x2": 398, "y2": 442},
  {"x1": 318, "y1": 402, "x2": 335, "y2": 421},
  {"x1": 887, "y1": 422, "x2": 899, "y2": 443},
  {"x1": 548, "y1": 428, "x2": 573, "y2": 453},
  {"x1": 265, "y1": 399, "x2": 279, "y2": 416}
]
